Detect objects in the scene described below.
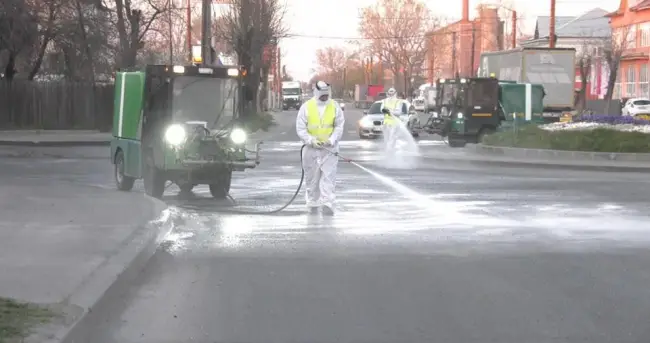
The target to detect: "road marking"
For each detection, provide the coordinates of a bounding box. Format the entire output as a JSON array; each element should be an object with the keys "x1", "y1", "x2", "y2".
[{"x1": 117, "y1": 73, "x2": 126, "y2": 137}]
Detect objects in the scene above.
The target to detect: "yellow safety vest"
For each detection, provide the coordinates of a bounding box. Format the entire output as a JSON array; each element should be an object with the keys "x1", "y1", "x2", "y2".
[
  {"x1": 383, "y1": 98, "x2": 400, "y2": 111},
  {"x1": 306, "y1": 99, "x2": 336, "y2": 142},
  {"x1": 383, "y1": 113, "x2": 397, "y2": 126}
]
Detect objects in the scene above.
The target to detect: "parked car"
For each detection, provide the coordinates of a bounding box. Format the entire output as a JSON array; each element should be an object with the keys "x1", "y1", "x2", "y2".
[{"x1": 622, "y1": 98, "x2": 650, "y2": 116}]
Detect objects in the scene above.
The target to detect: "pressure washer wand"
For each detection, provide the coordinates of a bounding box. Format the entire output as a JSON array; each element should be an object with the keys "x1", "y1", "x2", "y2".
[{"x1": 322, "y1": 146, "x2": 353, "y2": 163}]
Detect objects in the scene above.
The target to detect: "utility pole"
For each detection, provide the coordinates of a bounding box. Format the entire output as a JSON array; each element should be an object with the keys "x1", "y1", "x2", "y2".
[
  {"x1": 549, "y1": 0, "x2": 556, "y2": 48},
  {"x1": 343, "y1": 67, "x2": 347, "y2": 96},
  {"x1": 168, "y1": 0, "x2": 173, "y2": 64},
  {"x1": 200, "y1": 0, "x2": 212, "y2": 65},
  {"x1": 511, "y1": 10, "x2": 517, "y2": 49},
  {"x1": 451, "y1": 31, "x2": 457, "y2": 78},
  {"x1": 186, "y1": 0, "x2": 192, "y2": 62},
  {"x1": 470, "y1": 24, "x2": 476, "y2": 77},
  {"x1": 369, "y1": 56, "x2": 374, "y2": 83}
]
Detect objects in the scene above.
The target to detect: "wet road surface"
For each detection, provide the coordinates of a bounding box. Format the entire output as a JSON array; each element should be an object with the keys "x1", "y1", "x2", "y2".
[{"x1": 18, "y1": 109, "x2": 650, "y2": 342}]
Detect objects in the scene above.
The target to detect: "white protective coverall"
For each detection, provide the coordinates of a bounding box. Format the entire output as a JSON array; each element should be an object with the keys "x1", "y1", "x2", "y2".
[
  {"x1": 295, "y1": 84, "x2": 345, "y2": 212},
  {"x1": 381, "y1": 91, "x2": 404, "y2": 150}
]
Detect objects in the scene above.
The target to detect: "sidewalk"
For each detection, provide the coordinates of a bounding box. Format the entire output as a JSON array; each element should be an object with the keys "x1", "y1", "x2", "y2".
[
  {"x1": 421, "y1": 144, "x2": 650, "y2": 172},
  {"x1": 0, "y1": 130, "x2": 111, "y2": 146},
  {"x1": 0, "y1": 169, "x2": 168, "y2": 342}
]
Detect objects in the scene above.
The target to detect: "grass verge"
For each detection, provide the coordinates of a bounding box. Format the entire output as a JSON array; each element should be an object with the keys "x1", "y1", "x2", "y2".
[
  {"x1": 483, "y1": 125, "x2": 650, "y2": 153},
  {"x1": 0, "y1": 297, "x2": 54, "y2": 343}
]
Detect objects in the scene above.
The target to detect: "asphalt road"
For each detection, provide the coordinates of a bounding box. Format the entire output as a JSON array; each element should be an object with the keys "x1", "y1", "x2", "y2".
[{"x1": 38, "y1": 108, "x2": 650, "y2": 342}]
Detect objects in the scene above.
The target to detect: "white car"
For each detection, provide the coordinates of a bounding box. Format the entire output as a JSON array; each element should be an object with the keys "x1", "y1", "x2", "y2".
[
  {"x1": 622, "y1": 98, "x2": 650, "y2": 116},
  {"x1": 358, "y1": 100, "x2": 420, "y2": 139}
]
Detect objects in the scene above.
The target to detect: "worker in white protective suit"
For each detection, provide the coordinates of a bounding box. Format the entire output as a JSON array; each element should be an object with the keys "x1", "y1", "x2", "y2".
[
  {"x1": 295, "y1": 81, "x2": 345, "y2": 216},
  {"x1": 381, "y1": 88, "x2": 404, "y2": 152}
]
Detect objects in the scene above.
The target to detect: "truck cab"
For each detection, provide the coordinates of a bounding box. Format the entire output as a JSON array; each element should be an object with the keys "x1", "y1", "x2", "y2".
[{"x1": 424, "y1": 77, "x2": 500, "y2": 147}]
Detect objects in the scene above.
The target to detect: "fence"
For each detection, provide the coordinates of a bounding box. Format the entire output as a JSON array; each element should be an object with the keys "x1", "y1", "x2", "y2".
[{"x1": 0, "y1": 81, "x2": 115, "y2": 131}]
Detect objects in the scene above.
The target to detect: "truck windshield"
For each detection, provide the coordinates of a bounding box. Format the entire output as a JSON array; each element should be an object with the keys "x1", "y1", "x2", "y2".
[
  {"x1": 439, "y1": 83, "x2": 465, "y2": 106},
  {"x1": 171, "y1": 76, "x2": 238, "y2": 129},
  {"x1": 283, "y1": 88, "x2": 300, "y2": 95},
  {"x1": 468, "y1": 81, "x2": 497, "y2": 107}
]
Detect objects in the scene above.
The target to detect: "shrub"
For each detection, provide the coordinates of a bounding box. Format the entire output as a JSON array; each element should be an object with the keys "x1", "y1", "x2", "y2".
[{"x1": 483, "y1": 124, "x2": 650, "y2": 153}]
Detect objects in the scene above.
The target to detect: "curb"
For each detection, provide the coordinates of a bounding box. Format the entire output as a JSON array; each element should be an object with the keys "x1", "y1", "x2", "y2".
[
  {"x1": 422, "y1": 155, "x2": 650, "y2": 173},
  {"x1": 36, "y1": 195, "x2": 170, "y2": 343},
  {"x1": 0, "y1": 140, "x2": 110, "y2": 147},
  {"x1": 473, "y1": 144, "x2": 650, "y2": 162}
]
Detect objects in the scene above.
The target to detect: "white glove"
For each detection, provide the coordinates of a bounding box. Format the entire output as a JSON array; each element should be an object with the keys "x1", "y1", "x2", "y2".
[
  {"x1": 324, "y1": 139, "x2": 334, "y2": 146},
  {"x1": 311, "y1": 140, "x2": 323, "y2": 148}
]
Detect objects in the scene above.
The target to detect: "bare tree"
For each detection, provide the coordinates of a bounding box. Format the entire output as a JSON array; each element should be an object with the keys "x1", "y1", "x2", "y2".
[
  {"x1": 214, "y1": 0, "x2": 288, "y2": 116},
  {"x1": 315, "y1": 46, "x2": 346, "y2": 74},
  {"x1": 110, "y1": 0, "x2": 169, "y2": 68},
  {"x1": 0, "y1": 0, "x2": 38, "y2": 80},
  {"x1": 604, "y1": 25, "x2": 632, "y2": 102},
  {"x1": 358, "y1": 0, "x2": 434, "y2": 93}
]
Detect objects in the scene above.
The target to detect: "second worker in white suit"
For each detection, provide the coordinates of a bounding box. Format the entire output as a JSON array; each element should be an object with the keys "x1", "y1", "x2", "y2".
[{"x1": 295, "y1": 81, "x2": 345, "y2": 216}]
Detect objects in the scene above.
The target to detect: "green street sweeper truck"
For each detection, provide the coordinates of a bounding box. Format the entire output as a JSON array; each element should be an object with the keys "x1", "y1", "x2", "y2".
[{"x1": 109, "y1": 64, "x2": 260, "y2": 199}]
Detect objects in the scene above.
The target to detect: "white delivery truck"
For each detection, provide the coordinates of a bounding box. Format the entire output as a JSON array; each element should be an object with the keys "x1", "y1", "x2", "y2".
[{"x1": 281, "y1": 81, "x2": 302, "y2": 110}]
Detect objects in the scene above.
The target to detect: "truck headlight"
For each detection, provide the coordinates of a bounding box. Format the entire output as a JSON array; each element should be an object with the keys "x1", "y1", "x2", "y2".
[
  {"x1": 164, "y1": 124, "x2": 186, "y2": 145},
  {"x1": 230, "y1": 128, "x2": 247, "y2": 144},
  {"x1": 457, "y1": 112, "x2": 464, "y2": 118}
]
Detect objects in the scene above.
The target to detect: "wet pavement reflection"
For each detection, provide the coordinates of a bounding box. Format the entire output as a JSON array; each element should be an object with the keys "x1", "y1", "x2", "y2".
[{"x1": 7, "y1": 138, "x2": 650, "y2": 343}]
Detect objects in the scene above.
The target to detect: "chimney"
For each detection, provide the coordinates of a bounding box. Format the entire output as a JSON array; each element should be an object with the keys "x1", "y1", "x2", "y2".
[{"x1": 462, "y1": 0, "x2": 469, "y2": 22}]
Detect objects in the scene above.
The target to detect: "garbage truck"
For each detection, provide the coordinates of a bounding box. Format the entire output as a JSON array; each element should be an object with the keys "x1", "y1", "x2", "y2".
[
  {"x1": 110, "y1": 64, "x2": 260, "y2": 199},
  {"x1": 477, "y1": 47, "x2": 575, "y2": 122}
]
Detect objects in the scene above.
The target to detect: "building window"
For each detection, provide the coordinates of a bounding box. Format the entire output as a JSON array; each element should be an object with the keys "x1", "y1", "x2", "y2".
[
  {"x1": 626, "y1": 65, "x2": 636, "y2": 96},
  {"x1": 641, "y1": 23, "x2": 650, "y2": 47},
  {"x1": 641, "y1": 64, "x2": 649, "y2": 97}
]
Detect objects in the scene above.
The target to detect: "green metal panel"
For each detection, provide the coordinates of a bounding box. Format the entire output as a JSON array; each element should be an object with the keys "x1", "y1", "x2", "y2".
[
  {"x1": 113, "y1": 71, "x2": 145, "y2": 140},
  {"x1": 499, "y1": 82, "x2": 545, "y2": 124}
]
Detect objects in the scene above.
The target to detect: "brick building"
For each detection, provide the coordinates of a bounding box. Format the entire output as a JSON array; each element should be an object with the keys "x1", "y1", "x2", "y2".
[
  {"x1": 426, "y1": 0, "x2": 504, "y2": 81},
  {"x1": 607, "y1": 0, "x2": 650, "y2": 98}
]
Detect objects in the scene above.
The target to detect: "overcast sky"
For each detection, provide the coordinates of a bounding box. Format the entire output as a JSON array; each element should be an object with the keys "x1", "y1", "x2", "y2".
[{"x1": 277, "y1": 0, "x2": 620, "y2": 82}]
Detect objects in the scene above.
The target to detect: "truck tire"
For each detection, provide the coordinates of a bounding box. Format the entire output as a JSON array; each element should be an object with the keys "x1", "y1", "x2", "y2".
[
  {"x1": 209, "y1": 169, "x2": 232, "y2": 199},
  {"x1": 114, "y1": 150, "x2": 135, "y2": 191},
  {"x1": 143, "y1": 155, "x2": 165, "y2": 199},
  {"x1": 477, "y1": 127, "x2": 496, "y2": 144},
  {"x1": 447, "y1": 137, "x2": 466, "y2": 148}
]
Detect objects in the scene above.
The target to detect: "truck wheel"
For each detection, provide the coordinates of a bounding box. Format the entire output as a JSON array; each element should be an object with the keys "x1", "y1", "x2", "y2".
[
  {"x1": 448, "y1": 138, "x2": 466, "y2": 148},
  {"x1": 209, "y1": 169, "x2": 232, "y2": 199},
  {"x1": 477, "y1": 128, "x2": 495, "y2": 144},
  {"x1": 143, "y1": 155, "x2": 165, "y2": 199},
  {"x1": 114, "y1": 150, "x2": 135, "y2": 191}
]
